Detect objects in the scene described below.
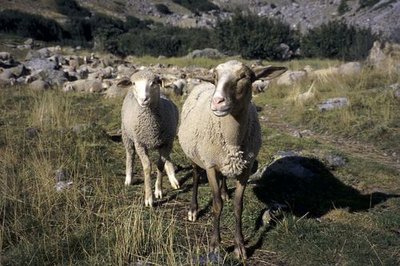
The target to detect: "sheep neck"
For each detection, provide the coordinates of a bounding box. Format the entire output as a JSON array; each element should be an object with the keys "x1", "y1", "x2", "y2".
[{"x1": 217, "y1": 106, "x2": 249, "y2": 147}]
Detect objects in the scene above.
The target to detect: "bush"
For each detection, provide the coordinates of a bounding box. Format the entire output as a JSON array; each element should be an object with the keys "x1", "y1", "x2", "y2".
[
  {"x1": 114, "y1": 26, "x2": 215, "y2": 57},
  {"x1": 155, "y1": 4, "x2": 173, "y2": 15},
  {"x1": 359, "y1": 0, "x2": 380, "y2": 9},
  {"x1": 301, "y1": 20, "x2": 377, "y2": 60},
  {"x1": 125, "y1": 16, "x2": 152, "y2": 30},
  {"x1": 338, "y1": 0, "x2": 351, "y2": 15},
  {"x1": 0, "y1": 10, "x2": 67, "y2": 42},
  {"x1": 55, "y1": 0, "x2": 91, "y2": 17},
  {"x1": 172, "y1": 0, "x2": 219, "y2": 13},
  {"x1": 215, "y1": 12, "x2": 299, "y2": 60}
]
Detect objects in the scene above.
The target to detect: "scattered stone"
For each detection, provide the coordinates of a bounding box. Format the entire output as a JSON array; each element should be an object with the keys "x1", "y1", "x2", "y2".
[
  {"x1": 262, "y1": 202, "x2": 288, "y2": 225},
  {"x1": 252, "y1": 79, "x2": 270, "y2": 94},
  {"x1": 274, "y1": 150, "x2": 299, "y2": 160},
  {"x1": 193, "y1": 252, "x2": 223, "y2": 265},
  {"x1": 0, "y1": 52, "x2": 11, "y2": 61},
  {"x1": 187, "y1": 48, "x2": 224, "y2": 59},
  {"x1": 292, "y1": 130, "x2": 302, "y2": 138},
  {"x1": 277, "y1": 70, "x2": 307, "y2": 86},
  {"x1": 318, "y1": 97, "x2": 349, "y2": 111},
  {"x1": 394, "y1": 89, "x2": 400, "y2": 99},
  {"x1": 24, "y1": 38, "x2": 34, "y2": 46},
  {"x1": 277, "y1": 43, "x2": 293, "y2": 60},
  {"x1": 55, "y1": 168, "x2": 73, "y2": 192},
  {"x1": 338, "y1": 62, "x2": 362, "y2": 76},
  {"x1": 25, "y1": 127, "x2": 40, "y2": 139},
  {"x1": 55, "y1": 180, "x2": 73, "y2": 192},
  {"x1": 389, "y1": 83, "x2": 400, "y2": 90},
  {"x1": 324, "y1": 154, "x2": 347, "y2": 169}
]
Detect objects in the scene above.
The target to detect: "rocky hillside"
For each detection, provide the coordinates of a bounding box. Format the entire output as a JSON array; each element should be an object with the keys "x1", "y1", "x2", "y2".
[{"x1": 0, "y1": 0, "x2": 399, "y2": 41}]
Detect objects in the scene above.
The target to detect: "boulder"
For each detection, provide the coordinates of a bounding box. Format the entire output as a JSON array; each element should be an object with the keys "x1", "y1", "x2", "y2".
[
  {"x1": 187, "y1": 48, "x2": 224, "y2": 59},
  {"x1": 318, "y1": 97, "x2": 349, "y2": 111},
  {"x1": 338, "y1": 62, "x2": 362, "y2": 76},
  {"x1": 277, "y1": 70, "x2": 307, "y2": 86}
]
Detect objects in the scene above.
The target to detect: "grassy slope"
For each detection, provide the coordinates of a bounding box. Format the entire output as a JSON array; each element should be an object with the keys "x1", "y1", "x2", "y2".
[{"x1": 1, "y1": 58, "x2": 400, "y2": 265}]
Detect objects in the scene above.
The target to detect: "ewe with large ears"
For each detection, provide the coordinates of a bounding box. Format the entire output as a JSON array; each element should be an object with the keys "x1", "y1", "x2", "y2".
[
  {"x1": 121, "y1": 70, "x2": 180, "y2": 207},
  {"x1": 178, "y1": 60, "x2": 286, "y2": 259}
]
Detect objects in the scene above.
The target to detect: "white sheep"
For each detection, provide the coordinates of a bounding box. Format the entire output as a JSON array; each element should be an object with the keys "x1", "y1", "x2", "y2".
[
  {"x1": 178, "y1": 60, "x2": 286, "y2": 259},
  {"x1": 62, "y1": 79, "x2": 106, "y2": 93},
  {"x1": 121, "y1": 70, "x2": 180, "y2": 207}
]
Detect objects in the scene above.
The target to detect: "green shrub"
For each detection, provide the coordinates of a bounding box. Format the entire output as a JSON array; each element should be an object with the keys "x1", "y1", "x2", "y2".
[
  {"x1": 172, "y1": 0, "x2": 219, "y2": 13},
  {"x1": 55, "y1": 0, "x2": 91, "y2": 17},
  {"x1": 155, "y1": 4, "x2": 173, "y2": 15},
  {"x1": 359, "y1": 0, "x2": 380, "y2": 8},
  {"x1": 301, "y1": 20, "x2": 377, "y2": 60},
  {"x1": 215, "y1": 12, "x2": 299, "y2": 60},
  {"x1": 0, "y1": 10, "x2": 67, "y2": 42},
  {"x1": 125, "y1": 16, "x2": 152, "y2": 30},
  {"x1": 114, "y1": 26, "x2": 215, "y2": 57},
  {"x1": 338, "y1": 0, "x2": 351, "y2": 15}
]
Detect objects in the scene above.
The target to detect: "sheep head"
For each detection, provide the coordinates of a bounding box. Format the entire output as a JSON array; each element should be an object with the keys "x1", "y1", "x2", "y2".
[
  {"x1": 127, "y1": 70, "x2": 162, "y2": 107},
  {"x1": 210, "y1": 60, "x2": 287, "y2": 117}
]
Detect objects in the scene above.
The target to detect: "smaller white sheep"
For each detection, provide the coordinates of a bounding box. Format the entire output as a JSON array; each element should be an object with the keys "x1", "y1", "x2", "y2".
[
  {"x1": 62, "y1": 79, "x2": 106, "y2": 93},
  {"x1": 121, "y1": 70, "x2": 180, "y2": 207}
]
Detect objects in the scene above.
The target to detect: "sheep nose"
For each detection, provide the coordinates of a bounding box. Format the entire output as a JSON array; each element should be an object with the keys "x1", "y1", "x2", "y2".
[
  {"x1": 139, "y1": 97, "x2": 150, "y2": 105},
  {"x1": 212, "y1": 96, "x2": 225, "y2": 106}
]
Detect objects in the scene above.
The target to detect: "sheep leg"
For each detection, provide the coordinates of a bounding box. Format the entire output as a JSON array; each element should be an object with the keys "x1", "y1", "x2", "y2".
[
  {"x1": 233, "y1": 177, "x2": 248, "y2": 259},
  {"x1": 159, "y1": 147, "x2": 180, "y2": 189},
  {"x1": 135, "y1": 143, "x2": 153, "y2": 207},
  {"x1": 220, "y1": 175, "x2": 229, "y2": 201},
  {"x1": 188, "y1": 164, "x2": 200, "y2": 222},
  {"x1": 122, "y1": 129, "x2": 135, "y2": 186},
  {"x1": 206, "y1": 168, "x2": 222, "y2": 253},
  {"x1": 155, "y1": 155, "x2": 164, "y2": 199}
]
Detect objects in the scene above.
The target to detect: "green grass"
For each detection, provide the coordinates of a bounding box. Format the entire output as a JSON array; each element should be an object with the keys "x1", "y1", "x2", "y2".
[{"x1": 1, "y1": 57, "x2": 400, "y2": 265}]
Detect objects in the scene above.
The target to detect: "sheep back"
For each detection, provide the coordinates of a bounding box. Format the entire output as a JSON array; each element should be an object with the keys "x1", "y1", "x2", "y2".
[
  {"x1": 122, "y1": 92, "x2": 178, "y2": 149},
  {"x1": 178, "y1": 84, "x2": 261, "y2": 178}
]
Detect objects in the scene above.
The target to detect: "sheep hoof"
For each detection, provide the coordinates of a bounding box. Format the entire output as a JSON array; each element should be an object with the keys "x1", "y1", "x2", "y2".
[
  {"x1": 124, "y1": 178, "x2": 132, "y2": 186},
  {"x1": 221, "y1": 192, "x2": 230, "y2": 201},
  {"x1": 188, "y1": 210, "x2": 197, "y2": 222},
  {"x1": 169, "y1": 178, "x2": 180, "y2": 190},
  {"x1": 154, "y1": 188, "x2": 163, "y2": 199},
  {"x1": 145, "y1": 197, "x2": 154, "y2": 207},
  {"x1": 234, "y1": 245, "x2": 247, "y2": 260}
]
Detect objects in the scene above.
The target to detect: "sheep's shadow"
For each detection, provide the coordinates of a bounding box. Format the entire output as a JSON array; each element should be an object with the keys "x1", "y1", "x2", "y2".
[
  {"x1": 246, "y1": 155, "x2": 399, "y2": 258},
  {"x1": 252, "y1": 156, "x2": 399, "y2": 218}
]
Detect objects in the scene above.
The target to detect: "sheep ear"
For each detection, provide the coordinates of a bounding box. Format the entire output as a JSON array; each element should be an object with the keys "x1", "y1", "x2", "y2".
[
  {"x1": 252, "y1": 65, "x2": 287, "y2": 81},
  {"x1": 154, "y1": 75, "x2": 162, "y2": 86},
  {"x1": 116, "y1": 78, "x2": 132, "y2": 87}
]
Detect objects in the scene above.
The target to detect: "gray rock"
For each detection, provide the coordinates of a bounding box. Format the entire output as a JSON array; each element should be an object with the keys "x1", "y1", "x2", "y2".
[
  {"x1": 277, "y1": 70, "x2": 307, "y2": 86},
  {"x1": 338, "y1": 62, "x2": 362, "y2": 76},
  {"x1": 395, "y1": 89, "x2": 400, "y2": 99},
  {"x1": 274, "y1": 150, "x2": 299, "y2": 160},
  {"x1": 25, "y1": 127, "x2": 40, "y2": 139},
  {"x1": 187, "y1": 48, "x2": 224, "y2": 59},
  {"x1": 277, "y1": 43, "x2": 293, "y2": 60},
  {"x1": 55, "y1": 168, "x2": 69, "y2": 182},
  {"x1": 388, "y1": 83, "x2": 400, "y2": 90},
  {"x1": 55, "y1": 180, "x2": 73, "y2": 192},
  {"x1": 324, "y1": 154, "x2": 347, "y2": 169},
  {"x1": 318, "y1": 97, "x2": 349, "y2": 111},
  {"x1": 0, "y1": 52, "x2": 11, "y2": 61},
  {"x1": 262, "y1": 202, "x2": 288, "y2": 225},
  {"x1": 24, "y1": 58, "x2": 58, "y2": 72},
  {"x1": 24, "y1": 38, "x2": 34, "y2": 45}
]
